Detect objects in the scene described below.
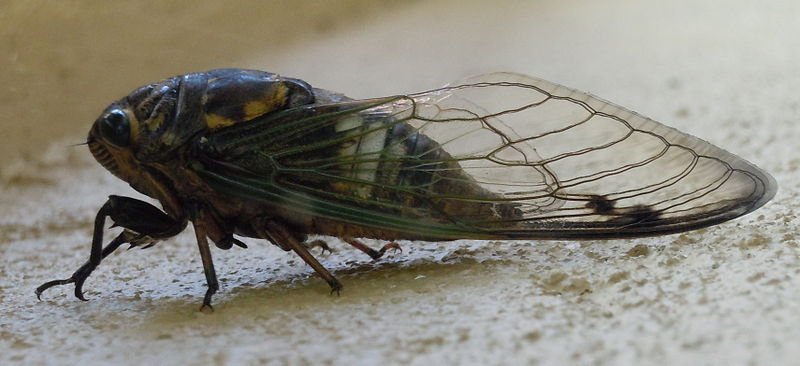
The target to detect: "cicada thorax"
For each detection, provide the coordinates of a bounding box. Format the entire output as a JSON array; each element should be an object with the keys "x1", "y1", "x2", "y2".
[{"x1": 124, "y1": 69, "x2": 316, "y2": 162}]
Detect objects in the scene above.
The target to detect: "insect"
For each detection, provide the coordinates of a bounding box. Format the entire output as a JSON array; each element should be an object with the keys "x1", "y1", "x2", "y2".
[{"x1": 36, "y1": 69, "x2": 776, "y2": 309}]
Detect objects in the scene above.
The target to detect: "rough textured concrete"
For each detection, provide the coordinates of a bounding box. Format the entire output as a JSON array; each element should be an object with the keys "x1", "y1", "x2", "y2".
[{"x1": 1, "y1": 1, "x2": 797, "y2": 365}]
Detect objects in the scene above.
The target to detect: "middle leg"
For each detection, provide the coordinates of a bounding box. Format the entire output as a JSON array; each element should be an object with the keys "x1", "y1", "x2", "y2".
[{"x1": 254, "y1": 220, "x2": 342, "y2": 294}]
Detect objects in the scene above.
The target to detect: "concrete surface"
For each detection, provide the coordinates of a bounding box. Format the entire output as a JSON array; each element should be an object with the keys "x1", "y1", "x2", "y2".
[{"x1": 1, "y1": 0, "x2": 798, "y2": 365}]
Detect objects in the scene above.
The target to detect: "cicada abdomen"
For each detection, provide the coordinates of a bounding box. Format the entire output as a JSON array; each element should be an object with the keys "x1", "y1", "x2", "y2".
[{"x1": 321, "y1": 104, "x2": 521, "y2": 222}]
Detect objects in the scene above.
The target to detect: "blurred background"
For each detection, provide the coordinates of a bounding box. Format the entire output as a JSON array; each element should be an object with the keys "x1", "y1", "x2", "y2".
[
  {"x1": 4, "y1": 0, "x2": 792, "y2": 171},
  {"x1": 1, "y1": 1, "x2": 798, "y2": 365}
]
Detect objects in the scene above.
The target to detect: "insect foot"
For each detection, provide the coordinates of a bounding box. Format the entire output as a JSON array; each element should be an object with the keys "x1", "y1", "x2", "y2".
[
  {"x1": 343, "y1": 238, "x2": 403, "y2": 261},
  {"x1": 305, "y1": 239, "x2": 335, "y2": 255},
  {"x1": 330, "y1": 279, "x2": 343, "y2": 296},
  {"x1": 199, "y1": 282, "x2": 220, "y2": 312},
  {"x1": 35, "y1": 264, "x2": 94, "y2": 301},
  {"x1": 36, "y1": 232, "x2": 128, "y2": 301}
]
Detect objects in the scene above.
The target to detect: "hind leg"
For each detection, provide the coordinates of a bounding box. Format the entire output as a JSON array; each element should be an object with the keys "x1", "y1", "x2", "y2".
[
  {"x1": 254, "y1": 220, "x2": 342, "y2": 294},
  {"x1": 304, "y1": 239, "x2": 334, "y2": 255},
  {"x1": 342, "y1": 237, "x2": 402, "y2": 260}
]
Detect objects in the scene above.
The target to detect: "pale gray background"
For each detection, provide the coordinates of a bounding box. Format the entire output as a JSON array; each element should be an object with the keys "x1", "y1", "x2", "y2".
[{"x1": 1, "y1": 1, "x2": 798, "y2": 365}]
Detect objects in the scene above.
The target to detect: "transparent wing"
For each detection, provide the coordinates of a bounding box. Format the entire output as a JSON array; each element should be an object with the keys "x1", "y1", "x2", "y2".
[{"x1": 197, "y1": 73, "x2": 776, "y2": 240}]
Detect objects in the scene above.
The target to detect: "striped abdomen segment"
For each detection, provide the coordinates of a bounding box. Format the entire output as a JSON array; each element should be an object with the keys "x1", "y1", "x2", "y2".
[{"x1": 331, "y1": 116, "x2": 514, "y2": 222}]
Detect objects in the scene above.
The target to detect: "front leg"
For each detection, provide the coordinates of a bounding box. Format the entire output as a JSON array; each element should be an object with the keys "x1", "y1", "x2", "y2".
[{"x1": 35, "y1": 195, "x2": 186, "y2": 301}]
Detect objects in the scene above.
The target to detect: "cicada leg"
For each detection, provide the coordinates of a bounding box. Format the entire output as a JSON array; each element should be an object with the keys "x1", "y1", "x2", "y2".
[
  {"x1": 189, "y1": 207, "x2": 219, "y2": 312},
  {"x1": 35, "y1": 195, "x2": 186, "y2": 301},
  {"x1": 342, "y1": 238, "x2": 402, "y2": 261},
  {"x1": 255, "y1": 220, "x2": 343, "y2": 295},
  {"x1": 304, "y1": 239, "x2": 334, "y2": 255},
  {"x1": 35, "y1": 232, "x2": 128, "y2": 301}
]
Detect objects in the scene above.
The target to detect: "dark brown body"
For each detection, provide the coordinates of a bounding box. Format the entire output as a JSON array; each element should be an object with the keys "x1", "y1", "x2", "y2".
[{"x1": 37, "y1": 69, "x2": 775, "y2": 309}]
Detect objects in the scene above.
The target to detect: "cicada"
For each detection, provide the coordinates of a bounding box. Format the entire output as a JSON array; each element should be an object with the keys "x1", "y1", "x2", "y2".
[{"x1": 36, "y1": 69, "x2": 776, "y2": 309}]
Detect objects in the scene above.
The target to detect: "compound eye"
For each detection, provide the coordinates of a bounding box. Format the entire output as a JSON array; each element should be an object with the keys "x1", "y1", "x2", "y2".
[{"x1": 99, "y1": 109, "x2": 131, "y2": 147}]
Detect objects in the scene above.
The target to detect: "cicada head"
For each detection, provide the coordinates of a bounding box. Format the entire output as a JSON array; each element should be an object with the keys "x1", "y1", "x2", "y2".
[
  {"x1": 87, "y1": 102, "x2": 140, "y2": 182},
  {"x1": 87, "y1": 72, "x2": 185, "y2": 180}
]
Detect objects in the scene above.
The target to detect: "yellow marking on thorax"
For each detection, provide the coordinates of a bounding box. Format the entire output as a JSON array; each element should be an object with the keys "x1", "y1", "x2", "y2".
[
  {"x1": 206, "y1": 114, "x2": 237, "y2": 129},
  {"x1": 243, "y1": 84, "x2": 290, "y2": 120},
  {"x1": 243, "y1": 101, "x2": 270, "y2": 120},
  {"x1": 205, "y1": 83, "x2": 291, "y2": 130}
]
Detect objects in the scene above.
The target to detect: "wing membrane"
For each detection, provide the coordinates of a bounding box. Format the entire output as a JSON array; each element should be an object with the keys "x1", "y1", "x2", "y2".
[{"x1": 195, "y1": 73, "x2": 776, "y2": 240}]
